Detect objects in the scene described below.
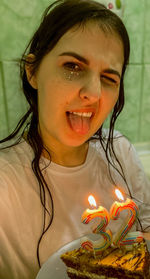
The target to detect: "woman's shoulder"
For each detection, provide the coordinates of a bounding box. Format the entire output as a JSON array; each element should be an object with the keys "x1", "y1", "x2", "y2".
[
  {"x1": 90, "y1": 129, "x2": 132, "y2": 156},
  {"x1": 0, "y1": 139, "x2": 35, "y2": 193},
  {"x1": 0, "y1": 139, "x2": 33, "y2": 170}
]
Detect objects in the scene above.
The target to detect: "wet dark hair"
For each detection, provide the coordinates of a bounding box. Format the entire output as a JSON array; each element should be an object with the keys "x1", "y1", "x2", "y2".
[{"x1": 0, "y1": 0, "x2": 132, "y2": 267}]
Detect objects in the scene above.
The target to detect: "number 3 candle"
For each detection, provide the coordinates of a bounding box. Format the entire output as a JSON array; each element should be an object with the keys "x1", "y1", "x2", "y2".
[
  {"x1": 81, "y1": 195, "x2": 112, "y2": 254},
  {"x1": 110, "y1": 189, "x2": 143, "y2": 246}
]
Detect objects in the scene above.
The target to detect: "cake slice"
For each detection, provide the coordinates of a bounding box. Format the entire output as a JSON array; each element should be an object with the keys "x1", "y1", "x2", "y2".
[{"x1": 61, "y1": 241, "x2": 150, "y2": 279}]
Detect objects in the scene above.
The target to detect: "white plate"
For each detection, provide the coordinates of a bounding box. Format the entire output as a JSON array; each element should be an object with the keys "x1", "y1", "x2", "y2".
[{"x1": 36, "y1": 238, "x2": 80, "y2": 279}]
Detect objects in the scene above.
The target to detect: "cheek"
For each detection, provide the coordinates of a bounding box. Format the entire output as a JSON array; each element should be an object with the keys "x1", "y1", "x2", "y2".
[
  {"x1": 101, "y1": 88, "x2": 119, "y2": 109},
  {"x1": 37, "y1": 81, "x2": 70, "y2": 120},
  {"x1": 111, "y1": 93, "x2": 119, "y2": 106}
]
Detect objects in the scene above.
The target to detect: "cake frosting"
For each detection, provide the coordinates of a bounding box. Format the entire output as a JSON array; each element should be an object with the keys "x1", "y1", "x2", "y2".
[{"x1": 61, "y1": 241, "x2": 150, "y2": 279}]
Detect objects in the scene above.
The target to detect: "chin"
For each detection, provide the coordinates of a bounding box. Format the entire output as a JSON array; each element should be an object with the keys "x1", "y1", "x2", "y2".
[{"x1": 62, "y1": 133, "x2": 91, "y2": 148}]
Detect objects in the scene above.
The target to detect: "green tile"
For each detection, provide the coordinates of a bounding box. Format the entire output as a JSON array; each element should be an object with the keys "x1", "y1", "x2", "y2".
[
  {"x1": 123, "y1": 0, "x2": 145, "y2": 64},
  {"x1": 0, "y1": 5, "x2": 31, "y2": 60},
  {"x1": 140, "y1": 65, "x2": 150, "y2": 141},
  {"x1": 115, "y1": 65, "x2": 143, "y2": 143},
  {"x1": 2, "y1": 0, "x2": 36, "y2": 17},
  {"x1": 2, "y1": 61, "x2": 28, "y2": 134},
  {"x1": 0, "y1": 0, "x2": 54, "y2": 60},
  {"x1": 0, "y1": 62, "x2": 9, "y2": 139},
  {"x1": 143, "y1": 0, "x2": 150, "y2": 63}
]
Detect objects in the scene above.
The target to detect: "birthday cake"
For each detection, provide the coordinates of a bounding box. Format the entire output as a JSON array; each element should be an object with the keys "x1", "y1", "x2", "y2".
[{"x1": 61, "y1": 240, "x2": 150, "y2": 279}]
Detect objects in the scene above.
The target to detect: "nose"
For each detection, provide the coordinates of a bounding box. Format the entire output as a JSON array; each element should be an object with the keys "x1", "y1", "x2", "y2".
[{"x1": 79, "y1": 75, "x2": 101, "y2": 102}]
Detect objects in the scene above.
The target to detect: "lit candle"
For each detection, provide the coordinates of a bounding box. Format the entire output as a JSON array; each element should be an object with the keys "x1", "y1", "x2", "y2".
[
  {"x1": 110, "y1": 188, "x2": 143, "y2": 246},
  {"x1": 81, "y1": 195, "x2": 112, "y2": 254}
]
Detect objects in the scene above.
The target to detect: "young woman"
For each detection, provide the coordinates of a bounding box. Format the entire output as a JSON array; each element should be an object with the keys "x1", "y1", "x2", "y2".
[{"x1": 0, "y1": 0, "x2": 150, "y2": 278}]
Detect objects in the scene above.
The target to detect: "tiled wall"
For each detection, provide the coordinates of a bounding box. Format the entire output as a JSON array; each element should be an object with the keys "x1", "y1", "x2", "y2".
[
  {"x1": 0, "y1": 0, "x2": 150, "y2": 144},
  {"x1": 115, "y1": 0, "x2": 150, "y2": 143}
]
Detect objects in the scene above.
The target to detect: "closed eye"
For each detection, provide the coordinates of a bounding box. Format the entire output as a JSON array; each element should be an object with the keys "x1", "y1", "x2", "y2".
[{"x1": 101, "y1": 75, "x2": 119, "y2": 85}]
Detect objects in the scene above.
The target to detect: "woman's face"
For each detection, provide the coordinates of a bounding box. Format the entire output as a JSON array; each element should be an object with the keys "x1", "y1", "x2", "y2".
[{"x1": 29, "y1": 21, "x2": 124, "y2": 149}]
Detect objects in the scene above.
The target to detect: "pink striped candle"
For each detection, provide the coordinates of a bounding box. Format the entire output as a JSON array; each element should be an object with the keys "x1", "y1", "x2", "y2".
[
  {"x1": 81, "y1": 195, "x2": 112, "y2": 254},
  {"x1": 110, "y1": 189, "x2": 143, "y2": 246}
]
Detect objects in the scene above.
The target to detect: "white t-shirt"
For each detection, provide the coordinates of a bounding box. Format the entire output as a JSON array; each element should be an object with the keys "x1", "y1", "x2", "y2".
[{"x1": 0, "y1": 134, "x2": 150, "y2": 279}]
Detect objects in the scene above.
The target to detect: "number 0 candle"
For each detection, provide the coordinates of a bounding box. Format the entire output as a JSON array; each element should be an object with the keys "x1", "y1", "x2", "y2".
[
  {"x1": 81, "y1": 195, "x2": 112, "y2": 254},
  {"x1": 110, "y1": 189, "x2": 143, "y2": 246}
]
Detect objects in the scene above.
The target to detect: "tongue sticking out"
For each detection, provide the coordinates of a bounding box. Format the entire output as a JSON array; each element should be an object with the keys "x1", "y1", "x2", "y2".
[{"x1": 67, "y1": 113, "x2": 91, "y2": 135}]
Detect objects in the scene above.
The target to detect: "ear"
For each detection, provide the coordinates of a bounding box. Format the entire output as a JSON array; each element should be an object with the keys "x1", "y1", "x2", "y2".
[{"x1": 25, "y1": 54, "x2": 38, "y2": 89}]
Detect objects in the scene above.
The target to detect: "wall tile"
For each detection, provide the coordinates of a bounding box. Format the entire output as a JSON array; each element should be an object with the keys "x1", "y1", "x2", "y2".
[
  {"x1": 143, "y1": 0, "x2": 150, "y2": 63},
  {"x1": 0, "y1": 62, "x2": 9, "y2": 139},
  {"x1": 0, "y1": 0, "x2": 54, "y2": 60},
  {"x1": 2, "y1": 61, "x2": 28, "y2": 136},
  {"x1": 140, "y1": 65, "x2": 150, "y2": 141},
  {"x1": 124, "y1": 0, "x2": 145, "y2": 64},
  {"x1": 0, "y1": 5, "x2": 33, "y2": 60},
  {"x1": 115, "y1": 65, "x2": 143, "y2": 143},
  {"x1": 2, "y1": 0, "x2": 36, "y2": 17}
]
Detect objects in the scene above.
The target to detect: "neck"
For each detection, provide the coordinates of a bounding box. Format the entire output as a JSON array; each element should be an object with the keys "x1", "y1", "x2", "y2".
[
  {"x1": 42, "y1": 142, "x2": 89, "y2": 167},
  {"x1": 23, "y1": 130, "x2": 89, "y2": 167}
]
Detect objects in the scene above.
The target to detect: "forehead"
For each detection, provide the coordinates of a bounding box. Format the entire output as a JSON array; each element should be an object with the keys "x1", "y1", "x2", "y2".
[{"x1": 50, "y1": 21, "x2": 124, "y2": 66}]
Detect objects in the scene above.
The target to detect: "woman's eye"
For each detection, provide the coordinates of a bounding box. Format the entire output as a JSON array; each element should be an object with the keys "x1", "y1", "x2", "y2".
[
  {"x1": 101, "y1": 75, "x2": 118, "y2": 86},
  {"x1": 63, "y1": 62, "x2": 81, "y2": 72},
  {"x1": 63, "y1": 62, "x2": 84, "y2": 80}
]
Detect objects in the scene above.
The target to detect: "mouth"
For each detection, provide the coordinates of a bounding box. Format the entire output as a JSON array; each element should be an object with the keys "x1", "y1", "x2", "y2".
[{"x1": 66, "y1": 110, "x2": 94, "y2": 135}]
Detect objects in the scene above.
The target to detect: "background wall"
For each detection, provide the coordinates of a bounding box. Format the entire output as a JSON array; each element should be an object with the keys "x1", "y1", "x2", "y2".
[{"x1": 0, "y1": 0, "x2": 150, "y2": 144}]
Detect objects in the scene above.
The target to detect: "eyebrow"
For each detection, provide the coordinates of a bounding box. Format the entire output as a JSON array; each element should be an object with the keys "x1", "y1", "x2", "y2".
[
  {"x1": 59, "y1": 51, "x2": 121, "y2": 79},
  {"x1": 103, "y1": 69, "x2": 121, "y2": 79},
  {"x1": 59, "y1": 51, "x2": 89, "y2": 65}
]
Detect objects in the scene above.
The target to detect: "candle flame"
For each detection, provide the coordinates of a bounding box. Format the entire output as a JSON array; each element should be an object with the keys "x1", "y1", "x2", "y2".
[
  {"x1": 88, "y1": 195, "x2": 97, "y2": 207},
  {"x1": 115, "y1": 189, "x2": 124, "y2": 201}
]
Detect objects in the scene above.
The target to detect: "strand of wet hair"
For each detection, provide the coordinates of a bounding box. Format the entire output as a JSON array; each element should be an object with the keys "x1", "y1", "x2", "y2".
[
  {"x1": 0, "y1": 109, "x2": 32, "y2": 147},
  {"x1": 27, "y1": 116, "x2": 54, "y2": 268}
]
